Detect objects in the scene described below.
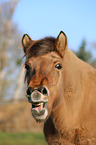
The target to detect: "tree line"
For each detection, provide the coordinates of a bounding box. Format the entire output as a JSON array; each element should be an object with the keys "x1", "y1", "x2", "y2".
[{"x1": 0, "y1": 0, "x2": 25, "y2": 102}]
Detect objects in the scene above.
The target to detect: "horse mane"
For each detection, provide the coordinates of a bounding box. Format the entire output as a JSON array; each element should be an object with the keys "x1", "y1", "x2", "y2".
[{"x1": 25, "y1": 37, "x2": 56, "y2": 58}]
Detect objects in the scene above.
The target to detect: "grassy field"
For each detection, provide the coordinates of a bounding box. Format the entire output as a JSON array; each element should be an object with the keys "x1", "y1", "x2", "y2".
[{"x1": 0, "y1": 132, "x2": 47, "y2": 145}]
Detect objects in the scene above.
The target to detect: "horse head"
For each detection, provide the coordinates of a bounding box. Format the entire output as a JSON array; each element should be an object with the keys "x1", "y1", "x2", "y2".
[{"x1": 22, "y1": 31, "x2": 67, "y2": 122}]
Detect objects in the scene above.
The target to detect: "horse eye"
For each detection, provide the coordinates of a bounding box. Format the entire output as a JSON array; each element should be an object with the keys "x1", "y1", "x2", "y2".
[
  {"x1": 25, "y1": 64, "x2": 30, "y2": 70},
  {"x1": 55, "y1": 63, "x2": 62, "y2": 70}
]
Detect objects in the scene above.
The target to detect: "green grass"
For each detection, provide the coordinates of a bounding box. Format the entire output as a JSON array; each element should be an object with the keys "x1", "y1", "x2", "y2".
[{"x1": 0, "y1": 132, "x2": 47, "y2": 145}]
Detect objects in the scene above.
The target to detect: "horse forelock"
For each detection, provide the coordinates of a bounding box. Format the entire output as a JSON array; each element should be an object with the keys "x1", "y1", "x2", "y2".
[{"x1": 25, "y1": 37, "x2": 56, "y2": 58}]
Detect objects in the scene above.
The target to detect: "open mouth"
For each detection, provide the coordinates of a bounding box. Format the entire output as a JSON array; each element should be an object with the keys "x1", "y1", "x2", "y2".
[
  {"x1": 26, "y1": 87, "x2": 49, "y2": 122},
  {"x1": 31, "y1": 102, "x2": 48, "y2": 122},
  {"x1": 32, "y1": 102, "x2": 47, "y2": 112}
]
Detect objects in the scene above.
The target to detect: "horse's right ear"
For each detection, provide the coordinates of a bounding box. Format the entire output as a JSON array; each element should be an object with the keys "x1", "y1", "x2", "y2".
[{"x1": 22, "y1": 34, "x2": 31, "y2": 53}]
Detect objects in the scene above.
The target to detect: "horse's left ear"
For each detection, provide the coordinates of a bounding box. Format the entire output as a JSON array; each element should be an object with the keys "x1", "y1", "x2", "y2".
[
  {"x1": 22, "y1": 34, "x2": 31, "y2": 53},
  {"x1": 56, "y1": 31, "x2": 68, "y2": 57}
]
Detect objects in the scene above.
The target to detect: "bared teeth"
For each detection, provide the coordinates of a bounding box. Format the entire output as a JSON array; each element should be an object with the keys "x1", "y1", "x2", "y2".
[
  {"x1": 32, "y1": 103, "x2": 44, "y2": 112},
  {"x1": 32, "y1": 103, "x2": 43, "y2": 108},
  {"x1": 35, "y1": 104, "x2": 40, "y2": 107},
  {"x1": 32, "y1": 102, "x2": 47, "y2": 113}
]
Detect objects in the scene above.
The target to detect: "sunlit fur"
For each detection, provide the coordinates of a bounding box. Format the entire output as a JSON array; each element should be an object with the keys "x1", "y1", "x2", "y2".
[{"x1": 22, "y1": 31, "x2": 96, "y2": 144}]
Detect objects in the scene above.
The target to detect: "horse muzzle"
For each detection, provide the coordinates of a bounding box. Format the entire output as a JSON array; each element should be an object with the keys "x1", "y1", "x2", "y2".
[{"x1": 26, "y1": 86, "x2": 49, "y2": 122}]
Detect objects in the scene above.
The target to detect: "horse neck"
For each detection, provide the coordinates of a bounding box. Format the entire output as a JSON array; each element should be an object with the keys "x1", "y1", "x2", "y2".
[{"x1": 51, "y1": 50, "x2": 82, "y2": 132}]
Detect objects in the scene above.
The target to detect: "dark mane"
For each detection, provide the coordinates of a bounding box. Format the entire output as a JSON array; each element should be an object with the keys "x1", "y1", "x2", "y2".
[{"x1": 26, "y1": 37, "x2": 56, "y2": 58}]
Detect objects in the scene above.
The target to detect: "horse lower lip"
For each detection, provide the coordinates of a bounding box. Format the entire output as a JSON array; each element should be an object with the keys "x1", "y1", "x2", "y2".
[{"x1": 31, "y1": 102, "x2": 48, "y2": 121}]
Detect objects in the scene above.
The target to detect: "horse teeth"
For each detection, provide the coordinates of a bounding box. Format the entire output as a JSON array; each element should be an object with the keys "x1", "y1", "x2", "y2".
[{"x1": 32, "y1": 103, "x2": 43, "y2": 108}]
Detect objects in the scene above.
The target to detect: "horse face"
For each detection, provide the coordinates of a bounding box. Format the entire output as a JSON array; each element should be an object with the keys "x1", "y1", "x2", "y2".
[
  {"x1": 22, "y1": 31, "x2": 67, "y2": 122},
  {"x1": 25, "y1": 52, "x2": 63, "y2": 121}
]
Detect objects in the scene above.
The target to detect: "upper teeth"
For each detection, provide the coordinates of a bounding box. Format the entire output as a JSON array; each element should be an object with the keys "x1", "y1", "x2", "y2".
[{"x1": 32, "y1": 103, "x2": 43, "y2": 107}]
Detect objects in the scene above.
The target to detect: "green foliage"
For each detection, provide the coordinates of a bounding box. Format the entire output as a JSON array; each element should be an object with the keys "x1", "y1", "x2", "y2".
[
  {"x1": 76, "y1": 40, "x2": 92, "y2": 62},
  {"x1": 0, "y1": 132, "x2": 47, "y2": 145}
]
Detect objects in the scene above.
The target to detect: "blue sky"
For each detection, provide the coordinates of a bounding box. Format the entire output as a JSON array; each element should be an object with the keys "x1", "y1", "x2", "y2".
[{"x1": 13, "y1": 0, "x2": 96, "y2": 52}]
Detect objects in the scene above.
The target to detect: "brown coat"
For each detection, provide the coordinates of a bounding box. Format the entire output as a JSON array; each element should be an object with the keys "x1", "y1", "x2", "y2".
[
  {"x1": 44, "y1": 49, "x2": 96, "y2": 144},
  {"x1": 22, "y1": 31, "x2": 96, "y2": 145}
]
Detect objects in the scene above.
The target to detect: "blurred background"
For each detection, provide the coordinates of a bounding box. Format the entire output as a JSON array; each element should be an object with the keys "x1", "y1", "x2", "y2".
[{"x1": 0, "y1": 0, "x2": 96, "y2": 144}]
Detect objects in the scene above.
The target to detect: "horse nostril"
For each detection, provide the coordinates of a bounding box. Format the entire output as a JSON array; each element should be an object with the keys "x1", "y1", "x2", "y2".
[
  {"x1": 27, "y1": 87, "x2": 34, "y2": 95},
  {"x1": 40, "y1": 86, "x2": 48, "y2": 95}
]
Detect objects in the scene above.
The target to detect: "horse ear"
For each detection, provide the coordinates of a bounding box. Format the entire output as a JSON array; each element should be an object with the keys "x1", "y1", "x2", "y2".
[
  {"x1": 22, "y1": 34, "x2": 31, "y2": 53},
  {"x1": 56, "y1": 31, "x2": 68, "y2": 57}
]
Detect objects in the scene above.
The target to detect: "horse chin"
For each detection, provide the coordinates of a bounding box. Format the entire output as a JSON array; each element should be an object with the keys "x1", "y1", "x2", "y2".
[{"x1": 31, "y1": 102, "x2": 48, "y2": 122}]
